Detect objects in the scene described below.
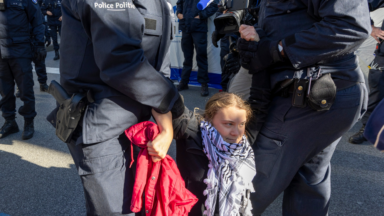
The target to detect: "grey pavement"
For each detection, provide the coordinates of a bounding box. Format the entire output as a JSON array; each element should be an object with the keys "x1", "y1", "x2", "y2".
[{"x1": 0, "y1": 49, "x2": 383, "y2": 215}]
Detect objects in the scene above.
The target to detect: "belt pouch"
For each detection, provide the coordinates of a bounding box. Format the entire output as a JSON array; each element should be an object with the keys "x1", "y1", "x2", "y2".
[
  {"x1": 292, "y1": 79, "x2": 308, "y2": 108},
  {"x1": 307, "y1": 73, "x2": 336, "y2": 111}
]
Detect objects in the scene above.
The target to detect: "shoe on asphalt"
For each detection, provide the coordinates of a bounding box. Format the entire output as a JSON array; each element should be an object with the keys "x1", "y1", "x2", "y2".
[
  {"x1": 201, "y1": 83, "x2": 209, "y2": 97},
  {"x1": 349, "y1": 124, "x2": 367, "y2": 144},
  {"x1": 177, "y1": 82, "x2": 189, "y2": 91},
  {"x1": 0, "y1": 119, "x2": 19, "y2": 139},
  {"x1": 53, "y1": 50, "x2": 60, "y2": 60},
  {"x1": 40, "y1": 83, "x2": 49, "y2": 92},
  {"x1": 22, "y1": 119, "x2": 34, "y2": 140},
  {"x1": 15, "y1": 87, "x2": 20, "y2": 98}
]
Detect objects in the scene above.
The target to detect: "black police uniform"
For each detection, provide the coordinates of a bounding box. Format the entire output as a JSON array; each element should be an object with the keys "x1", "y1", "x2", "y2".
[
  {"x1": 41, "y1": 0, "x2": 61, "y2": 57},
  {"x1": 32, "y1": 0, "x2": 48, "y2": 90},
  {"x1": 37, "y1": 0, "x2": 50, "y2": 44},
  {"x1": 57, "y1": 0, "x2": 180, "y2": 214},
  {"x1": 237, "y1": 0, "x2": 371, "y2": 215},
  {"x1": 0, "y1": 0, "x2": 45, "y2": 139},
  {"x1": 350, "y1": 0, "x2": 384, "y2": 144},
  {"x1": 176, "y1": 0, "x2": 218, "y2": 93}
]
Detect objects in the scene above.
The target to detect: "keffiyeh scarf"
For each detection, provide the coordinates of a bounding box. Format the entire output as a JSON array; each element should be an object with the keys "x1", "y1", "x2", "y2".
[{"x1": 200, "y1": 120, "x2": 256, "y2": 216}]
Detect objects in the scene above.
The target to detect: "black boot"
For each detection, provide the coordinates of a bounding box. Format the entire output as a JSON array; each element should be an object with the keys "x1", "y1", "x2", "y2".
[
  {"x1": 22, "y1": 119, "x2": 34, "y2": 140},
  {"x1": 40, "y1": 83, "x2": 49, "y2": 92},
  {"x1": 15, "y1": 87, "x2": 20, "y2": 98},
  {"x1": 201, "y1": 83, "x2": 209, "y2": 97},
  {"x1": 349, "y1": 124, "x2": 367, "y2": 144},
  {"x1": 177, "y1": 82, "x2": 189, "y2": 91},
  {"x1": 53, "y1": 50, "x2": 60, "y2": 60},
  {"x1": 0, "y1": 119, "x2": 19, "y2": 139}
]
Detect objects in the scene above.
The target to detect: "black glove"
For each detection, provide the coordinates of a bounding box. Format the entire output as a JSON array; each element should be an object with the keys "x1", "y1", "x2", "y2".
[
  {"x1": 223, "y1": 53, "x2": 241, "y2": 75},
  {"x1": 171, "y1": 93, "x2": 185, "y2": 119},
  {"x1": 34, "y1": 44, "x2": 47, "y2": 61},
  {"x1": 45, "y1": 39, "x2": 51, "y2": 47},
  {"x1": 237, "y1": 29, "x2": 284, "y2": 74},
  {"x1": 246, "y1": 70, "x2": 272, "y2": 143},
  {"x1": 211, "y1": 31, "x2": 225, "y2": 48}
]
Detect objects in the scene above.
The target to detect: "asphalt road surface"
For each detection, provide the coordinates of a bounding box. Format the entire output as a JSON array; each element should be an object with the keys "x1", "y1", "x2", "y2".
[{"x1": 0, "y1": 49, "x2": 383, "y2": 216}]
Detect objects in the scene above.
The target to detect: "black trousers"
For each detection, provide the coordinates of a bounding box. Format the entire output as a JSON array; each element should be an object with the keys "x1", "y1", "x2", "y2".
[
  {"x1": 67, "y1": 133, "x2": 142, "y2": 216},
  {"x1": 251, "y1": 83, "x2": 367, "y2": 215},
  {"x1": 0, "y1": 57, "x2": 36, "y2": 120},
  {"x1": 32, "y1": 56, "x2": 47, "y2": 84},
  {"x1": 362, "y1": 68, "x2": 384, "y2": 125},
  {"x1": 50, "y1": 25, "x2": 62, "y2": 51},
  {"x1": 180, "y1": 31, "x2": 209, "y2": 84}
]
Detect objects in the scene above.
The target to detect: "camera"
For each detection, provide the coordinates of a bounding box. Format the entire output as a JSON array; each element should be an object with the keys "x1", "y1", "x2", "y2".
[{"x1": 213, "y1": 0, "x2": 259, "y2": 34}]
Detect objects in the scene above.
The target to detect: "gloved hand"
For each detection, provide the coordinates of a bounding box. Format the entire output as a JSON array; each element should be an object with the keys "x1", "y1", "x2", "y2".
[
  {"x1": 170, "y1": 93, "x2": 185, "y2": 119},
  {"x1": 237, "y1": 29, "x2": 284, "y2": 74},
  {"x1": 34, "y1": 44, "x2": 47, "y2": 61},
  {"x1": 223, "y1": 52, "x2": 241, "y2": 75},
  {"x1": 45, "y1": 39, "x2": 51, "y2": 47},
  {"x1": 211, "y1": 31, "x2": 225, "y2": 48}
]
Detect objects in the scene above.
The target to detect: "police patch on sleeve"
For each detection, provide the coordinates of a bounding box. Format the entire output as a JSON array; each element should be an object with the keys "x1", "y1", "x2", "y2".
[{"x1": 32, "y1": 0, "x2": 38, "y2": 4}]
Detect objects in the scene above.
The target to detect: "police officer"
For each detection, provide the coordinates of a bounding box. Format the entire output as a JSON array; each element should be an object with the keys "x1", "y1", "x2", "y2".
[
  {"x1": 52, "y1": 0, "x2": 184, "y2": 215},
  {"x1": 41, "y1": 0, "x2": 61, "y2": 60},
  {"x1": 350, "y1": 0, "x2": 384, "y2": 144},
  {"x1": 0, "y1": 0, "x2": 46, "y2": 140},
  {"x1": 234, "y1": 0, "x2": 370, "y2": 215},
  {"x1": 176, "y1": 0, "x2": 218, "y2": 97},
  {"x1": 38, "y1": 0, "x2": 50, "y2": 46}
]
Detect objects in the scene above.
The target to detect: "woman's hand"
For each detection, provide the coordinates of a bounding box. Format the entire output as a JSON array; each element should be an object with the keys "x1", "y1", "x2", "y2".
[
  {"x1": 46, "y1": 11, "x2": 53, "y2": 16},
  {"x1": 147, "y1": 109, "x2": 173, "y2": 163}
]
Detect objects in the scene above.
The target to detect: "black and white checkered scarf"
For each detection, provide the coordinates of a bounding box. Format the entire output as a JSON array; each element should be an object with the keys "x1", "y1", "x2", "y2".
[{"x1": 200, "y1": 120, "x2": 256, "y2": 216}]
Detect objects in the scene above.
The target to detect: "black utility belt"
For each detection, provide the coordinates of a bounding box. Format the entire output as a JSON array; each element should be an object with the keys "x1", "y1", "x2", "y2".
[{"x1": 283, "y1": 73, "x2": 356, "y2": 111}]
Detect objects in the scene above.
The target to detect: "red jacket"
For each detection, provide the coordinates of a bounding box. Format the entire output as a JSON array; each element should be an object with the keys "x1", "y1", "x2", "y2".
[{"x1": 125, "y1": 121, "x2": 198, "y2": 216}]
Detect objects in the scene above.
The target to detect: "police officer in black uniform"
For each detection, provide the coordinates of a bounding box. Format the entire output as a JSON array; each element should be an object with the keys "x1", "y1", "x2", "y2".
[
  {"x1": 38, "y1": 0, "x2": 50, "y2": 46},
  {"x1": 176, "y1": 0, "x2": 218, "y2": 97},
  {"x1": 349, "y1": 0, "x2": 384, "y2": 144},
  {"x1": 235, "y1": 0, "x2": 370, "y2": 215},
  {"x1": 52, "y1": 0, "x2": 184, "y2": 214},
  {"x1": 0, "y1": 0, "x2": 46, "y2": 140},
  {"x1": 15, "y1": 0, "x2": 49, "y2": 97},
  {"x1": 41, "y1": 0, "x2": 61, "y2": 60}
]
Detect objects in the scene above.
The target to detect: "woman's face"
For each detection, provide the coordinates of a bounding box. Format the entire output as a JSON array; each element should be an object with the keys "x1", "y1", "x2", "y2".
[{"x1": 211, "y1": 106, "x2": 247, "y2": 144}]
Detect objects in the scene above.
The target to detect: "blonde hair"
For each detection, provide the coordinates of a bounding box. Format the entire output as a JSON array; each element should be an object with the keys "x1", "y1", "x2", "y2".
[{"x1": 199, "y1": 92, "x2": 253, "y2": 124}]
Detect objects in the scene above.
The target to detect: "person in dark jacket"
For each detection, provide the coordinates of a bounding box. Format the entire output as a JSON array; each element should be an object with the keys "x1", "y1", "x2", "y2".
[
  {"x1": 41, "y1": 0, "x2": 61, "y2": 60},
  {"x1": 50, "y1": 0, "x2": 184, "y2": 215},
  {"x1": 38, "y1": 0, "x2": 51, "y2": 46},
  {"x1": 350, "y1": 0, "x2": 384, "y2": 144},
  {"x1": 176, "y1": 0, "x2": 218, "y2": 97},
  {"x1": 232, "y1": 0, "x2": 371, "y2": 215},
  {"x1": 0, "y1": 0, "x2": 46, "y2": 140}
]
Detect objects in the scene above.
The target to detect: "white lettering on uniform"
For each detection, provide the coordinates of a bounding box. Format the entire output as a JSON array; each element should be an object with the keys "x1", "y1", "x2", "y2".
[
  {"x1": 115, "y1": 2, "x2": 135, "y2": 9},
  {"x1": 94, "y1": 2, "x2": 114, "y2": 8},
  {"x1": 94, "y1": 1, "x2": 135, "y2": 10}
]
